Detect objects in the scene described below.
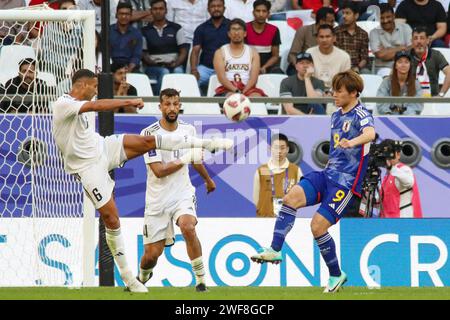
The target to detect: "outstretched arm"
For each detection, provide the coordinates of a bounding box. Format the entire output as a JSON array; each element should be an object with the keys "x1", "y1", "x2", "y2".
[{"x1": 79, "y1": 98, "x2": 143, "y2": 114}]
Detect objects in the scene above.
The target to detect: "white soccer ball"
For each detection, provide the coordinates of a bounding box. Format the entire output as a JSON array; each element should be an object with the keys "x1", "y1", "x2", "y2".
[{"x1": 223, "y1": 93, "x2": 251, "y2": 122}]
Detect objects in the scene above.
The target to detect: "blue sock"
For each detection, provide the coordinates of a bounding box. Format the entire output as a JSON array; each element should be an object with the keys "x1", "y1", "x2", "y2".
[
  {"x1": 270, "y1": 204, "x2": 297, "y2": 252},
  {"x1": 315, "y1": 232, "x2": 341, "y2": 277}
]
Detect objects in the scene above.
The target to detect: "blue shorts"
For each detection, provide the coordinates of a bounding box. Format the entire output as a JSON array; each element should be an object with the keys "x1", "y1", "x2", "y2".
[{"x1": 298, "y1": 171, "x2": 355, "y2": 225}]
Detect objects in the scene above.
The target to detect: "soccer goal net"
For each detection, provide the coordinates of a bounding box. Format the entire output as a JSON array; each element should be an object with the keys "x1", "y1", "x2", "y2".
[{"x1": 0, "y1": 8, "x2": 96, "y2": 286}]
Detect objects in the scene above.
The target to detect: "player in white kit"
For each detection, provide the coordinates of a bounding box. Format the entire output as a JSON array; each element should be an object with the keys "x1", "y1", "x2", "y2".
[
  {"x1": 137, "y1": 89, "x2": 216, "y2": 292},
  {"x1": 52, "y1": 70, "x2": 232, "y2": 292}
]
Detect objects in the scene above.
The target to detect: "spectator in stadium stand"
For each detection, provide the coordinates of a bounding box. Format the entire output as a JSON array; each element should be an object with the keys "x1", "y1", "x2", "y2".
[
  {"x1": 224, "y1": 0, "x2": 256, "y2": 23},
  {"x1": 336, "y1": 0, "x2": 380, "y2": 23},
  {"x1": 128, "y1": 0, "x2": 153, "y2": 30},
  {"x1": 0, "y1": 0, "x2": 27, "y2": 45},
  {"x1": 369, "y1": 4, "x2": 412, "y2": 75},
  {"x1": 167, "y1": 0, "x2": 209, "y2": 44},
  {"x1": 77, "y1": 0, "x2": 117, "y2": 32},
  {"x1": 376, "y1": 50, "x2": 423, "y2": 115},
  {"x1": 141, "y1": 0, "x2": 189, "y2": 95},
  {"x1": 280, "y1": 52, "x2": 326, "y2": 114},
  {"x1": 0, "y1": 58, "x2": 53, "y2": 113},
  {"x1": 306, "y1": 24, "x2": 351, "y2": 91},
  {"x1": 409, "y1": 25, "x2": 450, "y2": 96},
  {"x1": 111, "y1": 62, "x2": 138, "y2": 113},
  {"x1": 190, "y1": 0, "x2": 230, "y2": 95},
  {"x1": 213, "y1": 18, "x2": 267, "y2": 96},
  {"x1": 253, "y1": 133, "x2": 302, "y2": 217},
  {"x1": 246, "y1": 0, "x2": 283, "y2": 74},
  {"x1": 334, "y1": 1, "x2": 370, "y2": 74},
  {"x1": 287, "y1": 6, "x2": 335, "y2": 75},
  {"x1": 110, "y1": 1, "x2": 143, "y2": 72},
  {"x1": 395, "y1": 0, "x2": 447, "y2": 48}
]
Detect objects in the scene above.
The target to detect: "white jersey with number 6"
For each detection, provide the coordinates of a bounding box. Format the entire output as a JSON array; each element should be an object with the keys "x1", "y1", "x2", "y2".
[
  {"x1": 52, "y1": 94, "x2": 103, "y2": 174},
  {"x1": 141, "y1": 120, "x2": 196, "y2": 213}
]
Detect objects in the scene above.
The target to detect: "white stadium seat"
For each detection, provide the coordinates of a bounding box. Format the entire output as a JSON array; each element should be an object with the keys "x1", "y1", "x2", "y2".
[
  {"x1": 183, "y1": 103, "x2": 221, "y2": 115},
  {"x1": 257, "y1": 74, "x2": 288, "y2": 114},
  {"x1": 207, "y1": 74, "x2": 220, "y2": 97},
  {"x1": 356, "y1": 21, "x2": 379, "y2": 36},
  {"x1": 161, "y1": 73, "x2": 221, "y2": 112},
  {"x1": 360, "y1": 74, "x2": 383, "y2": 113},
  {"x1": 0, "y1": 45, "x2": 36, "y2": 85},
  {"x1": 37, "y1": 71, "x2": 56, "y2": 87},
  {"x1": 126, "y1": 73, "x2": 159, "y2": 114}
]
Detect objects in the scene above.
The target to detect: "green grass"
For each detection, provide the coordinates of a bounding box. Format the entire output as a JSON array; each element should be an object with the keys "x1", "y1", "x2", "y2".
[{"x1": 0, "y1": 286, "x2": 449, "y2": 300}]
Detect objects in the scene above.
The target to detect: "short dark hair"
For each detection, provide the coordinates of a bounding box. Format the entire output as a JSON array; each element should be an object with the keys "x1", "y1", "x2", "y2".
[
  {"x1": 379, "y1": 3, "x2": 394, "y2": 15},
  {"x1": 151, "y1": 0, "x2": 167, "y2": 8},
  {"x1": 208, "y1": 0, "x2": 224, "y2": 6},
  {"x1": 315, "y1": 6, "x2": 335, "y2": 25},
  {"x1": 159, "y1": 88, "x2": 180, "y2": 101},
  {"x1": 412, "y1": 25, "x2": 428, "y2": 36},
  {"x1": 271, "y1": 133, "x2": 289, "y2": 146},
  {"x1": 229, "y1": 18, "x2": 246, "y2": 32},
  {"x1": 317, "y1": 24, "x2": 335, "y2": 35},
  {"x1": 111, "y1": 62, "x2": 128, "y2": 73},
  {"x1": 18, "y1": 58, "x2": 36, "y2": 70},
  {"x1": 72, "y1": 69, "x2": 96, "y2": 85},
  {"x1": 332, "y1": 70, "x2": 364, "y2": 97},
  {"x1": 341, "y1": 1, "x2": 359, "y2": 14},
  {"x1": 117, "y1": 0, "x2": 133, "y2": 12},
  {"x1": 253, "y1": 0, "x2": 271, "y2": 11}
]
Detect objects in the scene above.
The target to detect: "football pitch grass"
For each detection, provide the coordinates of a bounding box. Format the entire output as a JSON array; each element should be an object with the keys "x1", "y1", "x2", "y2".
[{"x1": 0, "y1": 286, "x2": 449, "y2": 300}]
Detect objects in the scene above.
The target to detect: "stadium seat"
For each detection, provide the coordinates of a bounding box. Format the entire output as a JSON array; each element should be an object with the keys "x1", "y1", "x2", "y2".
[
  {"x1": 356, "y1": 21, "x2": 379, "y2": 36},
  {"x1": 257, "y1": 74, "x2": 288, "y2": 97},
  {"x1": 0, "y1": 45, "x2": 36, "y2": 85},
  {"x1": 422, "y1": 103, "x2": 450, "y2": 116},
  {"x1": 360, "y1": 74, "x2": 383, "y2": 113},
  {"x1": 433, "y1": 47, "x2": 450, "y2": 85},
  {"x1": 207, "y1": 74, "x2": 220, "y2": 97},
  {"x1": 250, "y1": 102, "x2": 269, "y2": 115},
  {"x1": 161, "y1": 73, "x2": 221, "y2": 112},
  {"x1": 126, "y1": 73, "x2": 159, "y2": 114},
  {"x1": 37, "y1": 71, "x2": 57, "y2": 87},
  {"x1": 279, "y1": 47, "x2": 290, "y2": 73},
  {"x1": 257, "y1": 74, "x2": 288, "y2": 114}
]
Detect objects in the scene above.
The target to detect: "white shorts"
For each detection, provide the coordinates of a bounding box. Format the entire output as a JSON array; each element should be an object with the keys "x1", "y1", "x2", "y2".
[
  {"x1": 143, "y1": 193, "x2": 197, "y2": 246},
  {"x1": 75, "y1": 134, "x2": 127, "y2": 209}
]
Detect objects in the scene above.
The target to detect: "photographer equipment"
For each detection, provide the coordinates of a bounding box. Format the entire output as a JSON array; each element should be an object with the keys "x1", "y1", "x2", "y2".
[{"x1": 360, "y1": 139, "x2": 402, "y2": 217}]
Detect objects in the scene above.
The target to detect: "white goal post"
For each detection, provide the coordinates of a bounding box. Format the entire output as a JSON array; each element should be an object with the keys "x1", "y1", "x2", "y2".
[{"x1": 0, "y1": 9, "x2": 96, "y2": 286}]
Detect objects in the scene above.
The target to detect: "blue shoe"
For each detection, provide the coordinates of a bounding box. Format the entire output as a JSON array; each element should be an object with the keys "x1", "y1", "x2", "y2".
[
  {"x1": 250, "y1": 247, "x2": 282, "y2": 264},
  {"x1": 323, "y1": 271, "x2": 347, "y2": 293}
]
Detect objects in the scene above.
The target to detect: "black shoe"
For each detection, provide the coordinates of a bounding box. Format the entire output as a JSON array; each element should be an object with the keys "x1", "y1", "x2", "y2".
[
  {"x1": 136, "y1": 272, "x2": 153, "y2": 285},
  {"x1": 195, "y1": 283, "x2": 208, "y2": 292}
]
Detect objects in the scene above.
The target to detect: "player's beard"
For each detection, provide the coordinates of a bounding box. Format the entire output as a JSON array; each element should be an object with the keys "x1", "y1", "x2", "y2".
[{"x1": 165, "y1": 113, "x2": 178, "y2": 123}]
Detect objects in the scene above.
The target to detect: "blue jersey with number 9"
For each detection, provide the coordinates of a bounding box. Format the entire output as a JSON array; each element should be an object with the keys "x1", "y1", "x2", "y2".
[{"x1": 324, "y1": 103, "x2": 374, "y2": 196}]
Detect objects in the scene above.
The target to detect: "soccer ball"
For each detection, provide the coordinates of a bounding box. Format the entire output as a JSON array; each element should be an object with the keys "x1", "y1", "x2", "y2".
[{"x1": 223, "y1": 93, "x2": 251, "y2": 122}]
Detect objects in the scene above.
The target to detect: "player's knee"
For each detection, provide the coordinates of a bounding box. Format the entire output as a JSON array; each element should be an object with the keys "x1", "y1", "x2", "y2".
[
  {"x1": 180, "y1": 223, "x2": 196, "y2": 240},
  {"x1": 310, "y1": 219, "x2": 327, "y2": 237}
]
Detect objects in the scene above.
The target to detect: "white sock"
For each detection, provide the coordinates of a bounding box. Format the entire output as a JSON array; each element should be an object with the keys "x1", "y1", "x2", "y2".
[
  {"x1": 139, "y1": 267, "x2": 153, "y2": 283},
  {"x1": 191, "y1": 256, "x2": 206, "y2": 285},
  {"x1": 155, "y1": 134, "x2": 209, "y2": 150},
  {"x1": 105, "y1": 227, "x2": 133, "y2": 282}
]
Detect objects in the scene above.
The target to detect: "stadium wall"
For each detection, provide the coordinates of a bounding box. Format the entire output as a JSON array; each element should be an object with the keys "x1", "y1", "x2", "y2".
[{"x1": 112, "y1": 116, "x2": 450, "y2": 218}]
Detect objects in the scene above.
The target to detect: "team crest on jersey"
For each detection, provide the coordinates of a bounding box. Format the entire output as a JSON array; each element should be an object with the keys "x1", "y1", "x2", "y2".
[{"x1": 342, "y1": 120, "x2": 352, "y2": 132}]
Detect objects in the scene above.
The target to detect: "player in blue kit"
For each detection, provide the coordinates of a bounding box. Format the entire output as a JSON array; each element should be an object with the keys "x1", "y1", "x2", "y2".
[{"x1": 251, "y1": 70, "x2": 376, "y2": 293}]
